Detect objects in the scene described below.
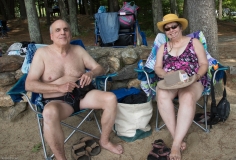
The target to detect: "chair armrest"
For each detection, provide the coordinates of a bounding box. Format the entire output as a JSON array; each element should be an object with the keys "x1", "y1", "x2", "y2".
[
  {"x1": 211, "y1": 63, "x2": 230, "y2": 83},
  {"x1": 95, "y1": 73, "x2": 118, "y2": 91},
  {"x1": 96, "y1": 72, "x2": 118, "y2": 79},
  {"x1": 6, "y1": 74, "x2": 28, "y2": 102}
]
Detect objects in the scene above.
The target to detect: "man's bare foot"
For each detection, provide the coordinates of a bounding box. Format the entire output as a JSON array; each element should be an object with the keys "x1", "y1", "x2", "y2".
[
  {"x1": 180, "y1": 141, "x2": 186, "y2": 151},
  {"x1": 99, "y1": 141, "x2": 123, "y2": 154},
  {"x1": 169, "y1": 145, "x2": 181, "y2": 160}
]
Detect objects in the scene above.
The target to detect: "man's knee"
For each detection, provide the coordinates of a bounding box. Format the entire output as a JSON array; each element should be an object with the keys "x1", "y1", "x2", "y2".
[
  {"x1": 42, "y1": 104, "x2": 60, "y2": 121},
  {"x1": 103, "y1": 92, "x2": 117, "y2": 109},
  {"x1": 105, "y1": 92, "x2": 117, "y2": 103}
]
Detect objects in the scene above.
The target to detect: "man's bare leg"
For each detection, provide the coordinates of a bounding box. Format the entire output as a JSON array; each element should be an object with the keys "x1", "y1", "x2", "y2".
[
  {"x1": 80, "y1": 90, "x2": 123, "y2": 154},
  {"x1": 43, "y1": 101, "x2": 74, "y2": 160}
]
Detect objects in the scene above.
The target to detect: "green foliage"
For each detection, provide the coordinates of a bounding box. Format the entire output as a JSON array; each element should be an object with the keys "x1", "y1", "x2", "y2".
[
  {"x1": 143, "y1": 29, "x2": 156, "y2": 37},
  {"x1": 135, "y1": 0, "x2": 184, "y2": 36},
  {"x1": 32, "y1": 143, "x2": 42, "y2": 153}
]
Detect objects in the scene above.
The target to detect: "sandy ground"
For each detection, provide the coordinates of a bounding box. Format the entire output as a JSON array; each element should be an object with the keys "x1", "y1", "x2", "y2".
[
  {"x1": 1, "y1": 17, "x2": 236, "y2": 160},
  {"x1": 1, "y1": 102, "x2": 236, "y2": 160}
]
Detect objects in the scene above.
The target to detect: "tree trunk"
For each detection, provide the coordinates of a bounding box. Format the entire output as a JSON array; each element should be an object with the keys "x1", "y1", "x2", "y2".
[
  {"x1": 89, "y1": 0, "x2": 94, "y2": 15},
  {"x1": 186, "y1": 0, "x2": 218, "y2": 59},
  {"x1": 44, "y1": 0, "x2": 51, "y2": 25},
  {"x1": 58, "y1": 0, "x2": 69, "y2": 22},
  {"x1": 152, "y1": 0, "x2": 163, "y2": 34},
  {"x1": 19, "y1": 0, "x2": 27, "y2": 19},
  {"x1": 218, "y1": 0, "x2": 222, "y2": 19},
  {"x1": 78, "y1": 0, "x2": 84, "y2": 14},
  {"x1": 24, "y1": 0, "x2": 43, "y2": 43},
  {"x1": 82, "y1": 0, "x2": 89, "y2": 15},
  {"x1": 109, "y1": 0, "x2": 119, "y2": 12},
  {"x1": 169, "y1": 0, "x2": 178, "y2": 14},
  {"x1": 75, "y1": 0, "x2": 79, "y2": 14},
  {"x1": 182, "y1": 0, "x2": 189, "y2": 34},
  {"x1": 8, "y1": 0, "x2": 15, "y2": 19},
  {"x1": 1, "y1": 0, "x2": 11, "y2": 20},
  {"x1": 68, "y1": 0, "x2": 79, "y2": 37}
]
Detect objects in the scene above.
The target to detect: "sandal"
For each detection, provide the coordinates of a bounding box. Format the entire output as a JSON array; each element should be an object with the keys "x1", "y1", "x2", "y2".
[
  {"x1": 152, "y1": 139, "x2": 167, "y2": 150},
  {"x1": 194, "y1": 112, "x2": 211, "y2": 124},
  {"x1": 147, "y1": 139, "x2": 170, "y2": 160},
  {"x1": 79, "y1": 137, "x2": 101, "y2": 156},
  {"x1": 71, "y1": 142, "x2": 91, "y2": 160},
  {"x1": 158, "y1": 147, "x2": 171, "y2": 157}
]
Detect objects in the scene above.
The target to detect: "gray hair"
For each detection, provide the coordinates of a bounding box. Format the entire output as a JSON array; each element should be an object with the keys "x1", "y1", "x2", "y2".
[{"x1": 49, "y1": 20, "x2": 71, "y2": 34}]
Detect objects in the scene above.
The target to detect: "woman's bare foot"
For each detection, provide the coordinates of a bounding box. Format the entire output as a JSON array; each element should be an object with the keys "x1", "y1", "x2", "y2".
[
  {"x1": 169, "y1": 142, "x2": 186, "y2": 160},
  {"x1": 99, "y1": 140, "x2": 123, "y2": 154},
  {"x1": 180, "y1": 141, "x2": 186, "y2": 151},
  {"x1": 169, "y1": 145, "x2": 181, "y2": 160}
]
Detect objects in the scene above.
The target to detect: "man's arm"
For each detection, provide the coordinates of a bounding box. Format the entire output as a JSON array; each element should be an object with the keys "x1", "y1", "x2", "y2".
[{"x1": 78, "y1": 47, "x2": 105, "y2": 87}]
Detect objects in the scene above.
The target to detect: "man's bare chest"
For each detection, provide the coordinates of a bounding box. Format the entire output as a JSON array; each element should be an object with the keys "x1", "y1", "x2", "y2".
[{"x1": 43, "y1": 58, "x2": 84, "y2": 82}]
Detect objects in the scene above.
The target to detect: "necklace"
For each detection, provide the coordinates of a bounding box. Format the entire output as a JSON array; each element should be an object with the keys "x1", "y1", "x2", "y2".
[{"x1": 168, "y1": 41, "x2": 173, "y2": 53}]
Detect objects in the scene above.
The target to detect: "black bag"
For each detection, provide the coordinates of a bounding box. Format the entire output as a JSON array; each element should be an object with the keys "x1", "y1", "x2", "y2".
[
  {"x1": 209, "y1": 70, "x2": 230, "y2": 126},
  {"x1": 100, "y1": 34, "x2": 134, "y2": 47}
]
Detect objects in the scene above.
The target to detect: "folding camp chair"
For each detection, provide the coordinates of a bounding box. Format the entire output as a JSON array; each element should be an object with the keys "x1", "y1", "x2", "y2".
[
  {"x1": 94, "y1": 12, "x2": 137, "y2": 47},
  {"x1": 7, "y1": 41, "x2": 117, "y2": 160},
  {"x1": 135, "y1": 31, "x2": 229, "y2": 132}
]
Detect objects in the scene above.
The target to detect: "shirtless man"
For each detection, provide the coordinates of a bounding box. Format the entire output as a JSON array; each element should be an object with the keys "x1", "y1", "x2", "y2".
[{"x1": 25, "y1": 19, "x2": 123, "y2": 160}]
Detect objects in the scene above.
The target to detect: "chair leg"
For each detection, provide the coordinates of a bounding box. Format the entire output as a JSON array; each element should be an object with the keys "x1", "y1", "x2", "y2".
[
  {"x1": 192, "y1": 95, "x2": 210, "y2": 133},
  {"x1": 203, "y1": 95, "x2": 210, "y2": 132},
  {"x1": 50, "y1": 109, "x2": 100, "y2": 158},
  {"x1": 93, "y1": 110, "x2": 102, "y2": 134},
  {"x1": 36, "y1": 115, "x2": 50, "y2": 160},
  {"x1": 156, "y1": 96, "x2": 210, "y2": 133},
  {"x1": 61, "y1": 109, "x2": 100, "y2": 141},
  {"x1": 155, "y1": 105, "x2": 166, "y2": 131}
]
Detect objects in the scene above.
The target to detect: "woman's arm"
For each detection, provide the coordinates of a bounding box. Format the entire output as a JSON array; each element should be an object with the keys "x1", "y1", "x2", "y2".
[
  {"x1": 192, "y1": 38, "x2": 209, "y2": 81},
  {"x1": 154, "y1": 44, "x2": 167, "y2": 78}
]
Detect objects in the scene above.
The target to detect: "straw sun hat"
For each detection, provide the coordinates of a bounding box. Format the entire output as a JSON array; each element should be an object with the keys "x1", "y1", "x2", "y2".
[
  {"x1": 157, "y1": 14, "x2": 188, "y2": 32},
  {"x1": 157, "y1": 70, "x2": 196, "y2": 90}
]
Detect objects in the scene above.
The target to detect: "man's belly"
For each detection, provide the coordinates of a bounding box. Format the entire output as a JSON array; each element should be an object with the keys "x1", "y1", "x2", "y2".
[{"x1": 42, "y1": 77, "x2": 80, "y2": 98}]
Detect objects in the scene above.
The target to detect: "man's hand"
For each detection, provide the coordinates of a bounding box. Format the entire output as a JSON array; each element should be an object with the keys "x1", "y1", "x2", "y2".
[
  {"x1": 58, "y1": 82, "x2": 79, "y2": 93},
  {"x1": 78, "y1": 71, "x2": 94, "y2": 88}
]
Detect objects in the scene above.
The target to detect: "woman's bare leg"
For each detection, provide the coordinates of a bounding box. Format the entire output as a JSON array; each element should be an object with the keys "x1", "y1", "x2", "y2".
[
  {"x1": 156, "y1": 88, "x2": 178, "y2": 138},
  {"x1": 169, "y1": 82, "x2": 203, "y2": 160}
]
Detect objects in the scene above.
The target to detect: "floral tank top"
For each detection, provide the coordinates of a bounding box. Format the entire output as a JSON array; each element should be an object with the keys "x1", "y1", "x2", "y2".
[{"x1": 162, "y1": 38, "x2": 208, "y2": 88}]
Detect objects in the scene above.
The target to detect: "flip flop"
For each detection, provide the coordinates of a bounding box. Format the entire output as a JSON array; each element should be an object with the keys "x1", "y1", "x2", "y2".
[
  {"x1": 79, "y1": 137, "x2": 101, "y2": 156},
  {"x1": 71, "y1": 142, "x2": 91, "y2": 160}
]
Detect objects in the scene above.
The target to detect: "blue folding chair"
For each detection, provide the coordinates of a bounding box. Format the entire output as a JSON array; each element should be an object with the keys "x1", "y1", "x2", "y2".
[
  {"x1": 135, "y1": 31, "x2": 229, "y2": 132},
  {"x1": 7, "y1": 40, "x2": 117, "y2": 160}
]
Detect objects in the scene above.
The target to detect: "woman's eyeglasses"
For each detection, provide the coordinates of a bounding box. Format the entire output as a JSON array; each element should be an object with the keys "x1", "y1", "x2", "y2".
[{"x1": 164, "y1": 24, "x2": 179, "y2": 32}]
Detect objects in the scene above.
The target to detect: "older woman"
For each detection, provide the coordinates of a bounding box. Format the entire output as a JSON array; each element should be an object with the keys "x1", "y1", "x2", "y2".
[{"x1": 154, "y1": 14, "x2": 208, "y2": 160}]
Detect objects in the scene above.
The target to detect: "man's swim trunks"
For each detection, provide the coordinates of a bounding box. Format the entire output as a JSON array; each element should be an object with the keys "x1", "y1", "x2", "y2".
[{"x1": 42, "y1": 81, "x2": 95, "y2": 113}]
